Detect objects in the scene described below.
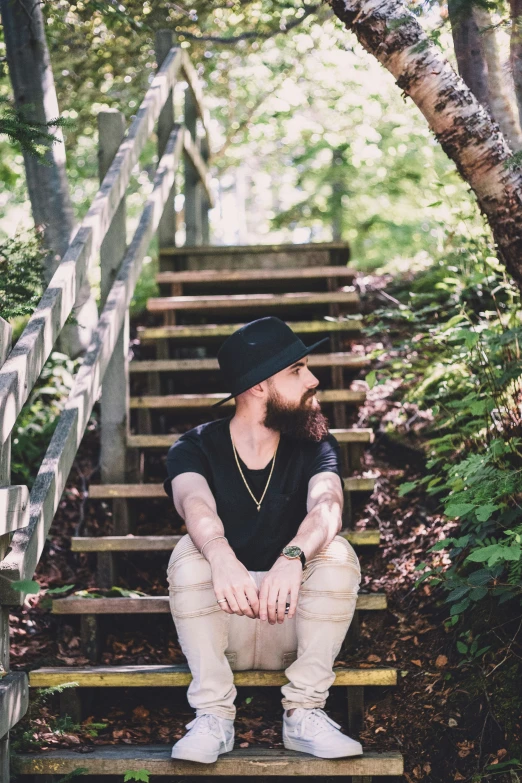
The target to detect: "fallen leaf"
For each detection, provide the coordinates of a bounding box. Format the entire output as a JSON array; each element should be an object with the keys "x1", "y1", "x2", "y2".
[
  {"x1": 435, "y1": 655, "x2": 448, "y2": 668},
  {"x1": 410, "y1": 659, "x2": 422, "y2": 667},
  {"x1": 367, "y1": 654, "x2": 381, "y2": 662}
]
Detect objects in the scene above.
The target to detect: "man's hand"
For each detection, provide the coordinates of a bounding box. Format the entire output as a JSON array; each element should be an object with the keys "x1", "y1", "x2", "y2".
[
  {"x1": 259, "y1": 556, "x2": 302, "y2": 625},
  {"x1": 209, "y1": 550, "x2": 260, "y2": 619}
]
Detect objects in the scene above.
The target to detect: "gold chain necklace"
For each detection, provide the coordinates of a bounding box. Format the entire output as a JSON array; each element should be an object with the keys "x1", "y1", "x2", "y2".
[{"x1": 231, "y1": 432, "x2": 280, "y2": 512}]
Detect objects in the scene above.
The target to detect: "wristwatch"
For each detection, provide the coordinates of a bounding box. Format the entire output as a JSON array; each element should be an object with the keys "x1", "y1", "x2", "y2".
[{"x1": 280, "y1": 544, "x2": 306, "y2": 568}]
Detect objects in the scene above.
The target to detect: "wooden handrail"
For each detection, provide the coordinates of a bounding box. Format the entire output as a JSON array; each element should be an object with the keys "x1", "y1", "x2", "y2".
[
  {"x1": 0, "y1": 47, "x2": 184, "y2": 449},
  {"x1": 0, "y1": 126, "x2": 184, "y2": 598}
]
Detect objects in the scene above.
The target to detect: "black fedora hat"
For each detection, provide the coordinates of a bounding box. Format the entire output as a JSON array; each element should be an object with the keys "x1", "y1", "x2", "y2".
[{"x1": 212, "y1": 316, "x2": 330, "y2": 408}]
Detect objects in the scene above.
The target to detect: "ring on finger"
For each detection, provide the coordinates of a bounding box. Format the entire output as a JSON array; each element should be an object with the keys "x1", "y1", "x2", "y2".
[{"x1": 217, "y1": 598, "x2": 228, "y2": 604}]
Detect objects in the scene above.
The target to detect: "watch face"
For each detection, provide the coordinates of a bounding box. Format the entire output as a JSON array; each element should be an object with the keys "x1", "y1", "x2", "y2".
[{"x1": 283, "y1": 545, "x2": 301, "y2": 558}]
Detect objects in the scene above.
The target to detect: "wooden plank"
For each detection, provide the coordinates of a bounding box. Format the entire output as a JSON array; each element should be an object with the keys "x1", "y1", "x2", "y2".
[
  {"x1": 156, "y1": 265, "x2": 357, "y2": 284},
  {"x1": 0, "y1": 48, "x2": 184, "y2": 450},
  {"x1": 52, "y1": 593, "x2": 386, "y2": 614},
  {"x1": 137, "y1": 318, "x2": 363, "y2": 341},
  {"x1": 147, "y1": 291, "x2": 359, "y2": 312},
  {"x1": 183, "y1": 127, "x2": 214, "y2": 208},
  {"x1": 129, "y1": 389, "x2": 366, "y2": 409},
  {"x1": 159, "y1": 241, "x2": 351, "y2": 257},
  {"x1": 0, "y1": 127, "x2": 185, "y2": 598},
  {"x1": 87, "y1": 476, "x2": 375, "y2": 499},
  {"x1": 129, "y1": 352, "x2": 369, "y2": 373},
  {"x1": 127, "y1": 427, "x2": 373, "y2": 449},
  {"x1": 70, "y1": 529, "x2": 380, "y2": 552},
  {"x1": 29, "y1": 664, "x2": 396, "y2": 688},
  {"x1": 0, "y1": 486, "x2": 29, "y2": 535},
  {"x1": 0, "y1": 671, "x2": 29, "y2": 738},
  {"x1": 181, "y1": 51, "x2": 212, "y2": 144},
  {"x1": 14, "y1": 746, "x2": 404, "y2": 776}
]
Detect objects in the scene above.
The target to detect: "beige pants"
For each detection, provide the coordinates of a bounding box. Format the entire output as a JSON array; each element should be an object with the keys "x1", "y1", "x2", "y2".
[{"x1": 166, "y1": 533, "x2": 362, "y2": 720}]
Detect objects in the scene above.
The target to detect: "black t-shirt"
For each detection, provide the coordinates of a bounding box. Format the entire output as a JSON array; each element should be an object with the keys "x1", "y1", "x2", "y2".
[{"x1": 163, "y1": 414, "x2": 343, "y2": 570}]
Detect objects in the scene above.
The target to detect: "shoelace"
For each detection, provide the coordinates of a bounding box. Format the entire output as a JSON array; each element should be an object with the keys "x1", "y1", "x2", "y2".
[
  {"x1": 293, "y1": 708, "x2": 342, "y2": 737},
  {"x1": 185, "y1": 714, "x2": 228, "y2": 743}
]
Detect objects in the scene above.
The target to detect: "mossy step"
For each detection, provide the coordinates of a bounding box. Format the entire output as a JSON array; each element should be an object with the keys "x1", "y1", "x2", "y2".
[
  {"x1": 137, "y1": 318, "x2": 362, "y2": 341},
  {"x1": 147, "y1": 291, "x2": 359, "y2": 313},
  {"x1": 156, "y1": 265, "x2": 357, "y2": 284},
  {"x1": 14, "y1": 745, "x2": 404, "y2": 776},
  {"x1": 129, "y1": 351, "x2": 370, "y2": 373},
  {"x1": 71, "y1": 529, "x2": 380, "y2": 552},
  {"x1": 129, "y1": 389, "x2": 366, "y2": 409},
  {"x1": 51, "y1": 593, "x2": 387, "y2": 614},
  {"x1": 126, "y1": 427, "x2": 374, "y2": 449},
  {"x1": 87, "y1": 476, "x2": 376, "y2": 499},
  {"x1": 29, "y1": 663, "x2": 396, "y2": 688}
]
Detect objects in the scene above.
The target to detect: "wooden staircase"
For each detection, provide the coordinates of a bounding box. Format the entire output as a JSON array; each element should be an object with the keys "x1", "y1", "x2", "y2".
[{"x1": 21, "y1": 241, "x2": 404, "y2": 781}]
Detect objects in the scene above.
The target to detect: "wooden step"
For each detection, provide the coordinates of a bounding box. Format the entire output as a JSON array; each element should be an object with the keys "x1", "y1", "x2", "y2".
[
  {"x1": 71, "y1": 529, "x2": 380, "y2": 552},
  {"x1": 126, "y1": 427, "x2": 374, "y2": 449},
  {"x1": 129, "y1": 389, "x2": 366, "y2": 409},
  {"x1": 147, "y1": 291, "x2": 359, "y2": 313},
  {"x1": 52, "y1": 592, "x2": 386, "y2": 614},
  {"x1": 156, "y1": 265, "x2": 357, "y2": 284},
  {"x1": 137, "y1": 318, "x2": 363, "y2": 342},
  {"x1": 29, "y1": 663, "x2": 396, "y2": 688},
  {"x1": 159, "y1": 240, "x2": 351, "y2": 271},
  {"x1": 129, "y1": 351, "x2": 370, "y2": 374},
  {"x1": 87, "y1": 476, "x2": 376, "y2": 499},
  {"x1": 14, "y1": 745, "x2": 404, "y2": 776}
]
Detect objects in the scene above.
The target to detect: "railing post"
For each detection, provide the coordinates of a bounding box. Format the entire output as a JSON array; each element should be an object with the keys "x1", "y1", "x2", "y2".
[
  {"x1": 0, "y1": 316, "x2": 12, "y2": 781},
  {"x1": 98, "y1": 110, "x2": 133, "y2": 560},
  {"x1": 156, "y1": 30, "x2": 178, "y2": 266},
  {"x1": 200, "y1": 135, "x2": 210, "y2": 245},
  {"x1": 184, "y1": 82, "x2": 202, "y2": 246}
]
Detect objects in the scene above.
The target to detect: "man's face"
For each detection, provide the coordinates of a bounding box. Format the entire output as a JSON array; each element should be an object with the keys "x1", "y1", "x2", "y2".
[{"x1": 262, "y1": 356, "x2": 330, "y2": 441}]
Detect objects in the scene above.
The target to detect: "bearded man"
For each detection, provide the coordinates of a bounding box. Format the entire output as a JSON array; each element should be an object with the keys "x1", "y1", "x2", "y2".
[{"x1": 164, "y1": 316, "x2": 363, "y2": 764}]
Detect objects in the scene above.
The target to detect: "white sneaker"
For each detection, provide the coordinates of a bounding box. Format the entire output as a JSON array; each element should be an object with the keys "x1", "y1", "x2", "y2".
[
  {"x1": 171, "y1": 713, "x2": 234, "y2": 764},
  {"x1": 283, "y1": 707, "x2": 363, "y2": 758}
]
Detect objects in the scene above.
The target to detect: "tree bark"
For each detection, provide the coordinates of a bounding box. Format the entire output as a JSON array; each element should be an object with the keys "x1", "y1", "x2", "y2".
[
  {"x1": 510, "y1": 0, "x2": 522, "y2": 129},
  {"x1": 328, "y1": 0, "x2": 522, "y2": 292},
  {"x1": 448, "y1": 0, "x2": 489, "y2": 107},
  {"x1": 472, "y1": 7, "x2": 522, "y2": 151},
  {"x1": 1, "y1": 0, "x2": 97, "y2": 358}
]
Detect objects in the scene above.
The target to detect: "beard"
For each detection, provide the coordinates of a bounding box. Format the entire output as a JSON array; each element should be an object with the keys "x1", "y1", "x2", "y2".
[{"x1": 262, "y1": 383, "x2": 330, "y2": 442}]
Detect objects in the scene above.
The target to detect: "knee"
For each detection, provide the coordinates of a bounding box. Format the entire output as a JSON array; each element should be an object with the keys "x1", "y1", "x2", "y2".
[
  {"x1": 166, "y1": 534, "x2": 212, "y2": 589},
  {"x1": 303, "y1": 536, "x2": 361, "y2": 594}
]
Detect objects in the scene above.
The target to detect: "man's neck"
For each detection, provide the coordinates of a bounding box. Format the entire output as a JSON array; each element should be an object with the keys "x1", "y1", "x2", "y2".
[{"x1": 229, "y1": 411, "x2": 280, "y2": 469}]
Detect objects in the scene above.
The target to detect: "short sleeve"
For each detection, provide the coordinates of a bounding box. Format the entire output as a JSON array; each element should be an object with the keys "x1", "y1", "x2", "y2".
[
  {"x1": 163, "y1": 435, "x2": 211, "y2": 500},
  {"x1": 306, "y1": 433, "x2": 343, "y2": 484}
]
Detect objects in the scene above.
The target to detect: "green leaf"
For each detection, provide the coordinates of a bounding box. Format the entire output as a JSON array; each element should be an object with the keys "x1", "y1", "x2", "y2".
[
  {"x1": 398, "y1": 481, "x2": 418, "y2": 497},
  {"x1": 467, "y1": 569, "x2": 492, "y2": 586},
  {"x1": 456, "y1": 641, "x2": 468, "y2": 654},
  {"x1": 469, "y1": 586, "x2": 488, "y2": 601},
  {"x1": 46, "y1": 584, "x2": 76, "y2": 595},
  {"x1": 444, "y1": 503, "x2": 475, "y2": 518},
  {"x1": 466, "y1": 545, "x2": 503, "y2": 564},
  {"x1": 123, "y1": 770, "x2": 151, "y2": 782},
  {"x1": 475, "y1": 504, "x2": 498, "y2": 522},
  {"x1": 10, "y1": 579, "x2": 40, "y2": 594},
  {"x1": 365, "y1": 369, "x2": 376, "y2": 389}
]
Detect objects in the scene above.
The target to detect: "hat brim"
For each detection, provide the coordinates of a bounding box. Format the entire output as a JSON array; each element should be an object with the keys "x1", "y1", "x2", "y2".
[{"x1": 211, "y1": 335, "x2": 331, "y2": 408}]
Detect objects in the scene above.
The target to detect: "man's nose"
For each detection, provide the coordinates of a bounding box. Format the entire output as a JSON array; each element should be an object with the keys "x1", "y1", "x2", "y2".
[{"x1": 306, "y1": 369, "x2": 319, "y2": 389}]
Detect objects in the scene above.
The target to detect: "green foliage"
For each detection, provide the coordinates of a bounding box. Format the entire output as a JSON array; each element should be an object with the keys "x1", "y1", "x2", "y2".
[
  {"x1": 367, "y1": 210, "x2": 522, "y2": 649},
  {"x1": 0, "y1": 229, "x2": 46, "y2": 319},
  {"x1": 11, "y1": 351, "x2": 78, "y2": 488},
  {"x1": 0, "y1": 96, "x2": 73, "y2": 163},
  {"x1": 9, "y1": 579, "x2": 40, "y2": 594},
  {"x1": 123, "y1": 771, "x2": 151, "y2": 782}
]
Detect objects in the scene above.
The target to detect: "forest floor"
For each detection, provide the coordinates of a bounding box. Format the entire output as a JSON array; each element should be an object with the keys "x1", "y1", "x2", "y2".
[{"x1": 8, "y1": 273, "x2": 520, "y2": 783}]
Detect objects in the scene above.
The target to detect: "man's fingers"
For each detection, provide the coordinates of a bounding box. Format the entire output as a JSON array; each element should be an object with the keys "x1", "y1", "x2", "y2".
[
  {"x1": 235, "y1": 588, "x2": 256, "y2": 619},
  {"x1": 258, "y1": 580, "x2": 269, "y2": 621},
  {"x1": 267, "y1": 585, "x2": 279, "y2": 625},
  {"x1": 276, "y1": 587, "x2": 289, "y2": 624},
  {"x1": 245, "y1": 584, "x2": 260, "y2": 617},
  {"x1": 224, "y1": 589, "x2": 243, "y2": 616},
  {"x1": 287, "y1": 584, "x2": 299, "y2": 619}
]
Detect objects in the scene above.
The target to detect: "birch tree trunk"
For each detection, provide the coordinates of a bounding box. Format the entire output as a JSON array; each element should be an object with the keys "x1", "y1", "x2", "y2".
[
  {"x1": 328, "y1": 0, "x2": 522, "y2": 292},
  {"x1": 1, "y1": 0, "x2": 98, "y2": 358},
  {"x1": 472, "y1": 7, "x2": 522, "y2": 151},
  {"x1": 448, "y1": 0, "x2": 489, "y2": 107},
  {"x1": 510, "y1": 0, "x2": 522, "y2": 128}
]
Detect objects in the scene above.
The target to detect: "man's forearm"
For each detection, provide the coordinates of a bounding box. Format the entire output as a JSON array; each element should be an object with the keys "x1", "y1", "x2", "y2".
[
  {"x1": 286, "y1": 495, "x2": 343, "y2": 561},
  {"x1": 179, "y1": 494, "x2": 235, "y2": 563}
]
